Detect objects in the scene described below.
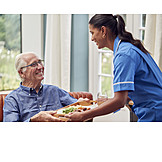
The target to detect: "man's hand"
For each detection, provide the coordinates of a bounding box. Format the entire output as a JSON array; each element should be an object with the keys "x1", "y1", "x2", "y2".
[{"x1": 30, "y1": 111, "x2": 62, "y2": 122}]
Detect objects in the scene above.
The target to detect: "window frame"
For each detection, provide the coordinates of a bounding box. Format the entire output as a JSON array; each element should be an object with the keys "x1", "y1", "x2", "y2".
[{"x1": 98, "y1": 49, "x2": 114, "y2": 97}]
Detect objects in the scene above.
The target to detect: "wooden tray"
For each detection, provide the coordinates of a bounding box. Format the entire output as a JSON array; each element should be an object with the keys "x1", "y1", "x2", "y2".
[
  {"x1": 53, "y1": 100, "x2": 97, "y2": 121},
  {"x1": 56, "y1": 100, "x2": 96, "y2": 112}
]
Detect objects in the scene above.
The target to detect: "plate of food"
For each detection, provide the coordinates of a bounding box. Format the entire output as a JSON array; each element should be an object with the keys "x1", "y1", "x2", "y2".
[
  {"x1": 54, "y1": 101, "x2": 97, "y2": 121},
  {"x1": 57, "y1": 105, "x2": 91, "y2": 114}
]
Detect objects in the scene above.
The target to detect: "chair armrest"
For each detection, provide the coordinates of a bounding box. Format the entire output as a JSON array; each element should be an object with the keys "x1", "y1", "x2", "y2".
[
  {"x1": 0, "y1": 94, "x2": 8, "y2": 122},
  {"x1": 68, "y1": 92, "x2": 93, "y2": 100}
]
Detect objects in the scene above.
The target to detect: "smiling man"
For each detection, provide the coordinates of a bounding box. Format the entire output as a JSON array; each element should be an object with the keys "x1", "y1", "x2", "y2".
[{"x1": 3, "y1": 52, "x2": 78, "y2": 122}]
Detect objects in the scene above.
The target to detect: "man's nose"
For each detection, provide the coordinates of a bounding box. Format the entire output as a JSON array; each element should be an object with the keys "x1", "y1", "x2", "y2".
[{"x1": 37, "y1": 62, "x2": 43, "y2": 68}]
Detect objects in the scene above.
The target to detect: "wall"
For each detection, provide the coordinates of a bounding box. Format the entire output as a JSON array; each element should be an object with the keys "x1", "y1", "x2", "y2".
[
  {"x1": 70, "y1": 14, "x2": 89, "y2": 92},
  {"x1": 21, "y1": 14, "x2": 44, "y2": 59}
]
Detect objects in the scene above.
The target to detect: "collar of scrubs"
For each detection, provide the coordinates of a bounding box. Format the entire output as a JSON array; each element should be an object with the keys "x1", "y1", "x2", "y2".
[
  {"x1": 20, "y1": 82, "x2": 43, "y2": 94},
  {"x1": 113, "y1": 36, "x2": 121, "y2": 55}
]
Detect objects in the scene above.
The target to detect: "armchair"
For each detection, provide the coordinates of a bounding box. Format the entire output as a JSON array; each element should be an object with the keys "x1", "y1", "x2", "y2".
[{"x1": 0, "y1": 91, "x2": 93, "y2": 122}]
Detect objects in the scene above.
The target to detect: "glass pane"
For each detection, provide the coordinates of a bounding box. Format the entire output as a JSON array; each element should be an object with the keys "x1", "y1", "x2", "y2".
[
  {"x1": 0, "y1": 14, "x2": 21, "y2": 91},
  {"x1": 101, "y1": 76, "x2": 112, "y2": 97},
  {"x1": 142, "y1": 30, "x2": 145, "y2": 42},
  {"x1": 142, "y1": 14, "x2": 146, "y2": 27},
  {"x1": 101, "y1": 52, "x2": 112, "y2": 74}
]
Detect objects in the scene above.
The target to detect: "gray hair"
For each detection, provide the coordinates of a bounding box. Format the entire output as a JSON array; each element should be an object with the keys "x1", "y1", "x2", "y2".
[{"x1": 15, "y1": 52, "x2": 37, "y2": 81}]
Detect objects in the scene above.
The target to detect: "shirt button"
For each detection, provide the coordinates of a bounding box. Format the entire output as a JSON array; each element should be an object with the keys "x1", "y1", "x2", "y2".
[{"x1": 39, "y1": 105, "x2": 42, "y2": 107}]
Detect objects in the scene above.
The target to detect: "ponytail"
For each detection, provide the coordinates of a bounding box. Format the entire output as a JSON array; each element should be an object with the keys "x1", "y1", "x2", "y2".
[
  {"x1": 89, "y1": 14, "x2": 149, "y2": 54},
  {"x1": 114, "y1": 14, "x2": 149, "y2": 54}
]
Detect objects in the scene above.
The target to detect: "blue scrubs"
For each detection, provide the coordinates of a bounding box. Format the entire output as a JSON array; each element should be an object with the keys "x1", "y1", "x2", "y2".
[{"x1": 113, "y1": 37, "x2": 162, "y2": 122}]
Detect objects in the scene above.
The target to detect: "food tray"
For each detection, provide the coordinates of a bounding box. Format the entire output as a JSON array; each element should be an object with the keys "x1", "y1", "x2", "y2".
[{"x1": 53, "y1": 101, "x2": 97, "y2": 121}]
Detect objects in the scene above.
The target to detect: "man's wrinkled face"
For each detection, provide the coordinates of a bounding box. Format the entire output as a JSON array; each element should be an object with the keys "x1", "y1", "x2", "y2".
[{"x1": 21, "y1": 53, "x2": 44, "y2": 83}]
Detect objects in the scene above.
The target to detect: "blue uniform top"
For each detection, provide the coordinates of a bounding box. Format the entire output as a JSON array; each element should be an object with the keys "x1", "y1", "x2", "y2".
[
  {"x1": 3, "y1": 84, "x2": 77, "y2": 122},
  {"x1": 113, "y1": 37, "x2": 162, "y2": 122}
]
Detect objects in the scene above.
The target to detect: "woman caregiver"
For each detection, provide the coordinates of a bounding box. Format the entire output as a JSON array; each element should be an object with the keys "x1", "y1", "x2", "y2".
[{"x1": 66, "y1": 14, "x2": 162, "y2": 122}]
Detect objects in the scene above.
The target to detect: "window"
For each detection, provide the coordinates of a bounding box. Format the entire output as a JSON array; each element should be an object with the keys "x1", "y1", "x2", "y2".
[
  {"x1": 139, "y1": 14, "x2": 146, "y2": 41},
  {"x1": 0, "y1": 14, "x2": 21, "y2": 91},
  {"x1": 98, "y1": 49, "x2": 113, "y2": 97}
]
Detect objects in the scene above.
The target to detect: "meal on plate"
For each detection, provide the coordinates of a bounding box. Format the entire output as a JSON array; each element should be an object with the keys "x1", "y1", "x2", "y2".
[
  {"x1": 62, "y1": 105, "x2": 91, "y2": 114},
  {"x1": 53, "y1": 105, "x2": 91, "y2": 121}
]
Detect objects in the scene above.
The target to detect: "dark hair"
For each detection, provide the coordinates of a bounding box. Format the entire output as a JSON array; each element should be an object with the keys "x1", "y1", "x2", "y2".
[{"x1": 89, "y1": 14, "x2": 149, "y2": 54}]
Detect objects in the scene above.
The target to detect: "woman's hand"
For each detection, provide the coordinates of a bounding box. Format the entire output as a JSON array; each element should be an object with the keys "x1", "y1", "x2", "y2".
[
  {"x1": 65, "y1": 112, "x2": 85, "y2": 122},
  {"x1": 30, "y1": 111, "x2": 63, "y2": 122}
]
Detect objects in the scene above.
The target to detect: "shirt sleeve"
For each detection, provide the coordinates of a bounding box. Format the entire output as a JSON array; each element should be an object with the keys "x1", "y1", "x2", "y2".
[
  {"x1": 113, "y1": 53, "x2": 136, "y2": 92},
  {"x1": 58, "y1": 88, "x2": 77, "y2": 106},
  {"x1": 24, "y1": 119, "x2": 30, "y2": 122},
  {"x1": 3, "y1": 97, "x2": 20, "y2": 122}
]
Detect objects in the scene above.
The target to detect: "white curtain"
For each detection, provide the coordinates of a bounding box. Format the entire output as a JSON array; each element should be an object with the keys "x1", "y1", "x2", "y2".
[
  {"x1": 44, "y1": 14, "x2": 72, "y2": 91},
  {"x1": 88, "y1": 14, "x2": 99, "y2": 99},
  {"x1": 144, "y1": 14, "x2": 162, "y2": 70}
]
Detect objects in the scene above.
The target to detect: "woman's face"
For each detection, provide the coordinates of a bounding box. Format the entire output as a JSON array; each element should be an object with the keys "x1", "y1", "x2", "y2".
[{"x1": 89, "y1": 24, "x2": 106, "y2": 49}]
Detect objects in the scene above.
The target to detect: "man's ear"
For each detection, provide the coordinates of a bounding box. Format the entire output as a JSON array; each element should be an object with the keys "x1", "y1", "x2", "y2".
[
  {"x1": 18, "y1": 69, "x2": 22, "y2": 74},
  {"x1": 18, "y1": 69, "x2": 24, "y2": 77}
]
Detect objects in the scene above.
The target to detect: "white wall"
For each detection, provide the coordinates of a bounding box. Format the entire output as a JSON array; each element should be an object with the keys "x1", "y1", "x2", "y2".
[{"x1": 21, "y1": 14, "x2": 44, "y2": 59}]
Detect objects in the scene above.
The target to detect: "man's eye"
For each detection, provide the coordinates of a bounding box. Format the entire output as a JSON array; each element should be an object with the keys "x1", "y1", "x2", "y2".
[{"x1": 31, "y1": 62, "x2": 37, "y2": 67}]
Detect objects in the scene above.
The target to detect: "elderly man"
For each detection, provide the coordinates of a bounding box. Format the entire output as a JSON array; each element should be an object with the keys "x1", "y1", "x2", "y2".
[{"x1": 3, "y1": 52, "x2": 78, "y2": 122}]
